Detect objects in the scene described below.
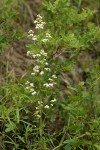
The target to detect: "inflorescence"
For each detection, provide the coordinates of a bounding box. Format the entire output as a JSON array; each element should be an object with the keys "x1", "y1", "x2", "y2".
[{"x1": 26, "y1": 14, "x2": 57, "y2": 119}]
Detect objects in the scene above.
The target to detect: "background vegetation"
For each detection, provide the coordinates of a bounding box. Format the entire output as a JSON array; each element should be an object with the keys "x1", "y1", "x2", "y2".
[{"x1": 0, "y1": 0, "x2": 100, "y2": 149}]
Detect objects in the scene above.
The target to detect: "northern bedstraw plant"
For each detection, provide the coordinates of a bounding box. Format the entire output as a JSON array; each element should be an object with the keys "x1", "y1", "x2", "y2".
[
  {"x1": 0, "y1": 0, "x2": 100, "y2": 149},
  {"x1": 26, "y1": 14, "x2": 58, "y2": 149}
]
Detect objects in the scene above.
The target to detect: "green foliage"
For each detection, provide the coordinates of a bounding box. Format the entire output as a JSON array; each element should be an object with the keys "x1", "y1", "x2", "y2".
[
  {"x1": 42, "y1": 0, "x2": 100, "y2": 50},
  {"x1": 0, "y1": 0, "x2": 100, "y2": 149},
  {"x1": 0, "y1": 0, "x2": 25, "y2": 53}
]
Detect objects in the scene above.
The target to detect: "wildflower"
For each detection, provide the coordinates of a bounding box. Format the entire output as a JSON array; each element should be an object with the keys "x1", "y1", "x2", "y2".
[
  {"x1": 27, "y1": 51, "x2": 31, "y2": 56},
  {"x1": 46, "y1": 32, "x2": 52, "y2": 38},
  {"x1": 48, "y1": 83, "x2": 54, "y2": 87},
  {"x1": 44, "y1": 68, "x2": 51, "y2": 72},
  {"x1": 40, "y1": 71, "x2": 44, "y2": 75},
  {"x1": 32, "y1": 55, "x2": 36, "y2": 58},
  {"x1": 25, "y1": 81, "x2": 30, "y2": 84},
  {"x1": 52, "y1": 75, "x2": 57, "y2": 79},
  {"x1": 34, "y1": 14, "x2": 46, "y2": 30},
  {"x1": 32, "y1": 35, "x2": 37, "y2": 41},
  {"x1": 44, "y1": 105, "x2": 49, "y2": 109},
  {"x1": 32, "y1": 91, "x2": 37, "y2": 95},
  {"x1": 36, "y1": 54, "x2": 41, "y2": 57},
  {"x1": 42, "y1": 39, "x2": 48, "y2": 43},
  {"x1": 30, "y1": 89, "x2": 34, "y2": 92},
  {"x1": 31, "y1": 72, "x2": 35, "y2": 75},
  {"x1": 37, "y1": 14, "x2": 43, "y2": 19},
  {"x1": 33, "y1": 65, "x2": 40, "y2": 73},
  {"x1": 48, "y1": 78, "x2": 53, "y2": 81},
  {"x1": 25, "y1": 87, "x2": 29, "y2": 90},
  {"x1": 51, "y1": 98, "x2": 56, "y2": 102},
  {"x1": 45, "y1": 62, "x2": 48, "y2": 66},
  {"x1": 28, "y1": 30, "x2": 34, "y2": 34},
  {"x1": 36, "y1": 114, "x2": 41, "y2": 118},
  {"x1": 28, "y1": 34, "x2": 34, "y2": 37},
  {"x1": 38, "y1": 101, "x2": 43, "y2": 105},
  {"x1": 30, "y1": 83, "x2": 34, "y2": 87},
  {"x1": 34, "y1": 65, "x2": 39, "y2": 70},
  {"x1": 40, "y1": 50, "x2": 47, "y2": 57},
  {"x1": 43, "y1": 83, "x2": 54, "y2": 88},
  {"x1": 43, "y1": 83, "x2": 49, "y2": 87}
]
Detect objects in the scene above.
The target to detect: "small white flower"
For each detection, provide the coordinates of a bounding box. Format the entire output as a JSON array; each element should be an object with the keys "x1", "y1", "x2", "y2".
[
  {"x1": 36, "y1": 54, "x2": 41, "y2": 57},
  {"x1": 37, "y1": 14, "x2": 43, "y2": 19},
  {"x1": 33, "y1": 66, "x2": 40, "y2": 73},
  {"x1": 32, "y1": 55, "x2": 36, "y2": 58},
  {"x1": 25, "y1": 81, "x2": 30, "y2": 84},
  {"x1": 40, "y1": 50, "x2": 47, "y2": 57},
  {"x1": 25, "y1": 87, "x2": 29, "y2": 90},
  {"x1": 51, "y1": 98, "x2": 56, "y2": 102},
  {"x1": 43, "y1": 83, "x2": 54, "y2": 88},
  {"x1": 45, "y1": 62, "x2": 48, "y2": 66},
  {"x1": 42, "y1": 39, "x2": 48, "y2": 43},
  {"x1": 31, "y1": 72, "x2": 35, "y2": 75},
  {"x1": 40, "y1": 50, "x2": 44, "y2": 53},
  {"x1": 32, "y1": 91, "x2": 37, "y2": 95},
  {"x1": 30, "y1": 83, "x2": 34, "y2": 87},
  {"x1": 50, "y1": 104, "x2": 53, "y2": 106},
  {"x1": 28, "y1": 34, "x2": 34, "y2": 37},
  {"x1": 35, "y1": 70, "x2": 39, "y2": 73},
  {"x1": 35, "y1": 25, "x2": 42, "y2": 29},
  {"x1": 38, "y1": 101, "x2": 43, "y2": 105},
  {"x1": 40, "y1": 71, "x2": 44, "y2": 75},
  {"x1": 44, "y1": 68, "x2": 51, "y2": 72},
  {"x1": 52, "y1": 75, "x2": 57, "y2": 79},
  {"x1": 36, "y1": 114, "x2": 41, "y2": 118},
  {"x1": 28, "y1": 30, "x2": 34, "y2": 34},
  {"x1": 34, "y1": 66, "x2": 39, "y2": 70},
  {"x1": 46, "y1": 33, "x2": 52, "y2": 38},
  {"x1": 44, "y1": 105, "x2": 49, "y2": 109},
  {"x1": 32, "y1": 35, "x2": 37, "y2": 41},
  {"x1": 34, "y1": 20, "x2": 38, "y2": 24},
  {"x1": 30, "y1": 88, "x2": 34, "y2": 92},
  {"x1": 34, "y1": 15, "x2": 46, "y2": 30},
  {"x1": 48, "y1": 83, "x2": 54, "y2": 87},
  {"x1": 27, "y1": 51, "x2": 30, "y2": 56},
  {"x1": 43, "y1": 83, "x2": 49, "y2": 87},
  {"x1": 48, "y1": 78, "x2": 53, "y2": 81}
]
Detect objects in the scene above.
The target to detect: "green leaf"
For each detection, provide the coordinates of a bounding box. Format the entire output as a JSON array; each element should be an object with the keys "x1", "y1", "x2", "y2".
[
  {"x1": 16, "y1": 107, "x2": 20, "y2": 124},
  {"x1": 5, "y1": 122, "x2": 16, "y2": 132},
  {"x1": 64, "y1": 144, "x2": 72, "y2": 150},
  {"x1": 17, "y1": 135, "x2": 25, "y2": 143},
  {"x1": 94, "y1": 144, "x2": 100, "y2": 150}
]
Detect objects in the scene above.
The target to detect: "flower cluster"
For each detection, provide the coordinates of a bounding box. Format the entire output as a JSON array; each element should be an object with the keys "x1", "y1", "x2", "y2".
[
  {"x1": 26, "y1": 49, "x2": 49, "y2": 77},
  {"x1": 27, "y1": 49, "x2": 47, "y2": 59},
  {"x1": 25, "y1": 81, "x2": 37, "y2": 96},
  {"x1": 28, "y1": 30, "x2": 37, "y2": 41},
  {"x1": 34, "y1": 97, "x2": 57, "y2": 119},
  {"x1": 28, "y1": 15, "x2": 52, "y2": 44},
  {"x1": 44, "y1": 98, "x2": 57, "y2": 109},
  {"x1": 44, "y1": 98, "x2": 57, "y2": 108},
  {"x1": 43, "y1": 76, "x2": 57, "y2": 88},
  {"x1": 42, "y1": 32, "x2": 52, "y2": 43},
  {"x1": 26, "y1": 14, "x2": 57, "y2": 119},
  {"x1": 34, "y1": 14, "x2": 46, "y2": 30},
  {"x1": 34, "y1": 101, "x2": 43, "y2": 119}
]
